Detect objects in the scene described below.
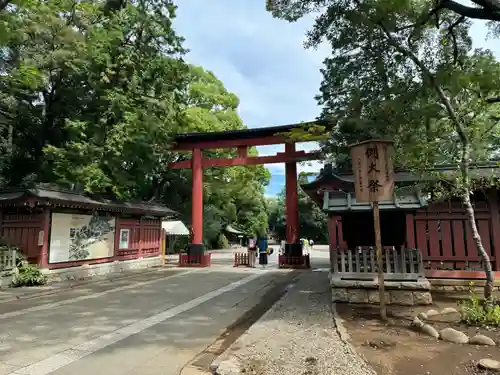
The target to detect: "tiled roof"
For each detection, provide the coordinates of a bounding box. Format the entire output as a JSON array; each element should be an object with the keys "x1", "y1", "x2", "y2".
[
  {"x1": 0, "y1": 185, "x2": 177, "y2": 217},
  {"x1": 302, "y1": 163, "x2": 500, "y2": 191}
]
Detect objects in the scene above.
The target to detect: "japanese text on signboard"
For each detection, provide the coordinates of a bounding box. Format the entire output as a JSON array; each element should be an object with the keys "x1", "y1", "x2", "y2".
[{"x1": 350, "y1": 141, "x2": 394, "y2": 202}]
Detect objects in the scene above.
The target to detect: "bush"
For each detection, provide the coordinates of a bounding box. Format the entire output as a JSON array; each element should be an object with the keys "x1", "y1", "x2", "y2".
[
  {"x1": 216, "y1": 233, "x2": 229, "y2": 249},
  {"x1": 10, "y1": 260, "x2": 47, "y2": 287},
  {"x1": 458, "y1": 282, "x2": 500, "y2": 326}
]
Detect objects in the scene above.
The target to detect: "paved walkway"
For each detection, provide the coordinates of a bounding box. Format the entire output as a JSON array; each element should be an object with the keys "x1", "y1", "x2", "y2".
[
  {"x1": 0, "y1": 245, "x2": 332, "y2": 375},
  {"x1": 214, "y1": 270, "x2": 375, "y2": 375},
  {"x1": 0, "y1": 267, "x2": 294, "y2": 375}
]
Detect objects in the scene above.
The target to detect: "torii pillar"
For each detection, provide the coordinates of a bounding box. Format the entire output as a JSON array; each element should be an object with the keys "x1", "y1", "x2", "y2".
[
  {"x1": 284, "y1": 143, "x2": 302, "y2": 257},
  {"x1": 189, "y1": 148, "x2": 204, "y2": 256}
]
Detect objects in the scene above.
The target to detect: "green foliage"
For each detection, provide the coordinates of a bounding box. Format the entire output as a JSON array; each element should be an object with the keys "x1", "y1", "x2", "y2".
[
  {"x1": 0, "y1": 1, "x2": 270, "y2": 251},
  {"x1": 458, "y1": 282, "x2": 500, "y2": 326},
  {"x1": 279, "y1": 122, "x2": 330, "y2": 143},
  {"x1": 11, "y1": 260, "x2": 47, "y2": 287},
  {"x1": 0, "y1": 0, "x2": 188, "y2": 196},
  {"x1": 267, "y1": 0, "x2": 500, "y2": 179},
  {"x1": 267, "y1": 173, "x2": 328, "y2": 243},
  {"x1": 216, "y1": 233, "x2": 230, "y2": 250},
  {"x1": 170, "y1": 65, "x2": 270, "y2": 249}
]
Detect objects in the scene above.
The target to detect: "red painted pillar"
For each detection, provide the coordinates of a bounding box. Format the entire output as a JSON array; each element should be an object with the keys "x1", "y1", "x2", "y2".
[
  {"x1": 285, "y1": 143, "x2": 300, "y2": 256},
  {"x1": 189, "y1": 148, "x2": 204, "y2": 256}
]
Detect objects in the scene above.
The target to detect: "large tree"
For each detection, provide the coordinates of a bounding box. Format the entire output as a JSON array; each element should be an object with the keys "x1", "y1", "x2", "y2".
[
  {"x1": 267, "y1": 0, "x2": 500, "y2": 297},
  {"x1": 0, "y1": 0, "x2": 270, "y2": 250},
  {"x1": 266, "y1": 0, "x2": 500, "y2": 26},
  {"x1": 0, "y1": 0, "x2": 188, "y2": 197}
]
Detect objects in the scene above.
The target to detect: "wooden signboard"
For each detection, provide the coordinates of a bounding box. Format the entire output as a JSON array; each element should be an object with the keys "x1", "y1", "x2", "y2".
[
  {"x1": 350, "y1": 139, "x2": 395, "y2": 321},
  {"x1": 350, "y1": 140, "x2": 395, "y2": 203}
]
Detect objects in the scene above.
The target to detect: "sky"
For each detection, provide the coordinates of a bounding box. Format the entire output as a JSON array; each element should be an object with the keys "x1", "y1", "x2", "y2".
[{"x1": 174, "y1": 1, "x2": 500, "y2": 197}]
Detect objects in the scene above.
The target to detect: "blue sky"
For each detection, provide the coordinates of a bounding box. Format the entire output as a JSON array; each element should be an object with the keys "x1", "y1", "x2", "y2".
[{"x1": 174, "y1": 2, "x2": 499, "y2": 197}]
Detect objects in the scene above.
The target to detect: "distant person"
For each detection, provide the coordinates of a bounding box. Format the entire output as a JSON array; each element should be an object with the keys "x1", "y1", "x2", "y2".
[
  {"x1": 302, "y1": 238, "x2": 308, "y2": 251},
  {"x1": 309, "y1": 238, "x2": 314, "y2": 250},
  {"x1": 258, "y1": 236, "x2": 268, "y2": 266},
  {"x1": 248, "y1": 236, "x2": 256, "y2": 250}
]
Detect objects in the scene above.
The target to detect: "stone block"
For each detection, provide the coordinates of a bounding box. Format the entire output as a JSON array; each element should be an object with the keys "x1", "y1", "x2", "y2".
[
  {"x1": 390, "y1": 290, "x2": 414, "y2": 306},
  {"x1": 412, "y1": 291, "x2": 433, "y2": 305},
  {"x1": 348, "y1": 289, "x2": 368, "y2": 304},
  {"x1": 367, "y1": 290, "x2": 390, "y2": 304},
  {"x1": 385, "y1": 280, "x2": 431, "y2": 291},
  {"x1": 331, "y1": 288, "x2": 348, "y2": 302}
]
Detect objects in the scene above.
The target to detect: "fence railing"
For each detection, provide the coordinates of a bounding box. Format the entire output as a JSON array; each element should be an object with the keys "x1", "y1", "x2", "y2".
[
  {"x1": 331, "y1": 246, "x2": 424, "y2": 280},
  {"x1": 0, "y1": 247, "x2": 19, "y2": 271},
  {"x1": 234, "y1": 251, "x2": 256, "y2": 267}
]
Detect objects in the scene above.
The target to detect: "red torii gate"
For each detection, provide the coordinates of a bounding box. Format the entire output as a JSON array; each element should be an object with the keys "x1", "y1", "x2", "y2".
[{"x1": 169, "y1": 122, "x2": 324, "y2": 266}]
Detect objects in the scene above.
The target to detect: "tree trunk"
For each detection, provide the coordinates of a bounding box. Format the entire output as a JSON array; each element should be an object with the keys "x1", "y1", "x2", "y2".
[
  {"x1": 463, "y1": 194, "x2": 495, "y2": 298},
  {"x1": 460, "y1": 144, "x2": 495, "y2": 299}
]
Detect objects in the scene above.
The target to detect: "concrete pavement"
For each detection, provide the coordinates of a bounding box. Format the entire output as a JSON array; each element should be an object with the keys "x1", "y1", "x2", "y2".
[
  {"x1": 0, "y1": 267, "x2": 294, "y2": 375},
  {"x1": 0, "y1": 245, "x2": 331, "y2": 375}
]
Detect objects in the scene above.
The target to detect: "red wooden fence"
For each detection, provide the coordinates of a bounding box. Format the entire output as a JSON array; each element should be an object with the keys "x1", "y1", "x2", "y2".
[
  {"x1": 115, "y1": 217, "x2": 161, "y2": 259},
  {"x1": 234, "y1": 252, "x2": 250, "y2": 267},
  {"x1": 406, "y1": 201, "x2": 500, "y2": 271},
  {"x1": 0, "y1": 212, "x2": 44, "y2": 263},
  {"x1": 328, "y1": 200, "x2": 500, "y2": 273}
]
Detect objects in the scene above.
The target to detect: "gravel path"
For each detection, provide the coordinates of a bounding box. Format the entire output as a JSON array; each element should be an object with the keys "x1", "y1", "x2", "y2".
[{"x1": 214, "y1": 271, "x2": 376, "y2": 375}]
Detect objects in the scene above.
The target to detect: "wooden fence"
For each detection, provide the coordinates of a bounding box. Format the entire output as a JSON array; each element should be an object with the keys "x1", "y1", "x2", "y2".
[
  {"x1": 115, "y1": 218, "x2": 161, "y2": 258},
  {"x1": 0, "y1": 247, "x2": 19, "y2": 271},
  {"x1": 407, "y1": 202, "x2": 499, "y2": 271},
  {"x1": 329, "y1": 200, "x2": 500, "y2": 273},
  {"x1": 0, "y1": 213, "x2": 44, "y2": 264},
  {"x1": 331, "y1": 247, "x2": 424, "y2": 280},
  {"x1": 234, "y1": 251, "x2": 256, "y2": 267}
]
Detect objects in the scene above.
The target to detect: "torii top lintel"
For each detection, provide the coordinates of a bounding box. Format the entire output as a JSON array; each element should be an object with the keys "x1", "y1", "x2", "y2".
[{"x1": 171, "y1": 120, "x2": 329, "y2": 151}]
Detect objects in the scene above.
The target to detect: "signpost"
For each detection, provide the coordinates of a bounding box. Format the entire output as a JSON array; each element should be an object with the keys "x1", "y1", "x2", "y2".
[{"x1": 350, "y1": 140, "x2": 395, "y2": 320}]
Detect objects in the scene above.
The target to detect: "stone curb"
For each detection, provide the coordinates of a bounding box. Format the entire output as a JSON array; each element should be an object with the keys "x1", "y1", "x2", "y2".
[
  {"x1": 331, "y1": 302, "x2": 351, "y2": 342},
  {"x1": 330, "y1": 301, "x2": 379, "y2": 375}
]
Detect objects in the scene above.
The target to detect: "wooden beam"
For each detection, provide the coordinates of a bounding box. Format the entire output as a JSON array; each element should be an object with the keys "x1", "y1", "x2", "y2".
[
  {"x1": 169, "y1": 151, "x2": 321, "y2": 169},
  {"x1": 172, "y1": 135, "x2": 288, "y2": 151},
  {"x1": 237, "y1": 146, "x2": 248, "y2": 158},
  {"x1": 425, "y1": 270, "x2": 500, "y2": 279}
]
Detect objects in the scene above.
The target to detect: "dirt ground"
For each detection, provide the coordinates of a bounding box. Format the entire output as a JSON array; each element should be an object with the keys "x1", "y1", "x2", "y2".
[{"x1": 336, "y1": 293, "x2": 500, "y2": 375}]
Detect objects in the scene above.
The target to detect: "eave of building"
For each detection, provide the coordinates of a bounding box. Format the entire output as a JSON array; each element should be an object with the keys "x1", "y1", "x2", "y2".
[
  {"x1": 301, "y1": 162, "x2": 500, "y2": 213},
  {"x1": 322, "y1": 188, "x2": 428, "y2": 213},
  {"x1": 0, "y1": 185, "x2": 178, "y2": 218}
]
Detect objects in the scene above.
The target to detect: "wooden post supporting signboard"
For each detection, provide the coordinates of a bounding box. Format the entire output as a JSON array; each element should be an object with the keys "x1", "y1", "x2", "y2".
[
  {"x1": 350, "y1": 140, "x2": 395, "y2": 321},
  {"x1": 372, "y1": 201, "x2": 386, "y2": 320}
]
